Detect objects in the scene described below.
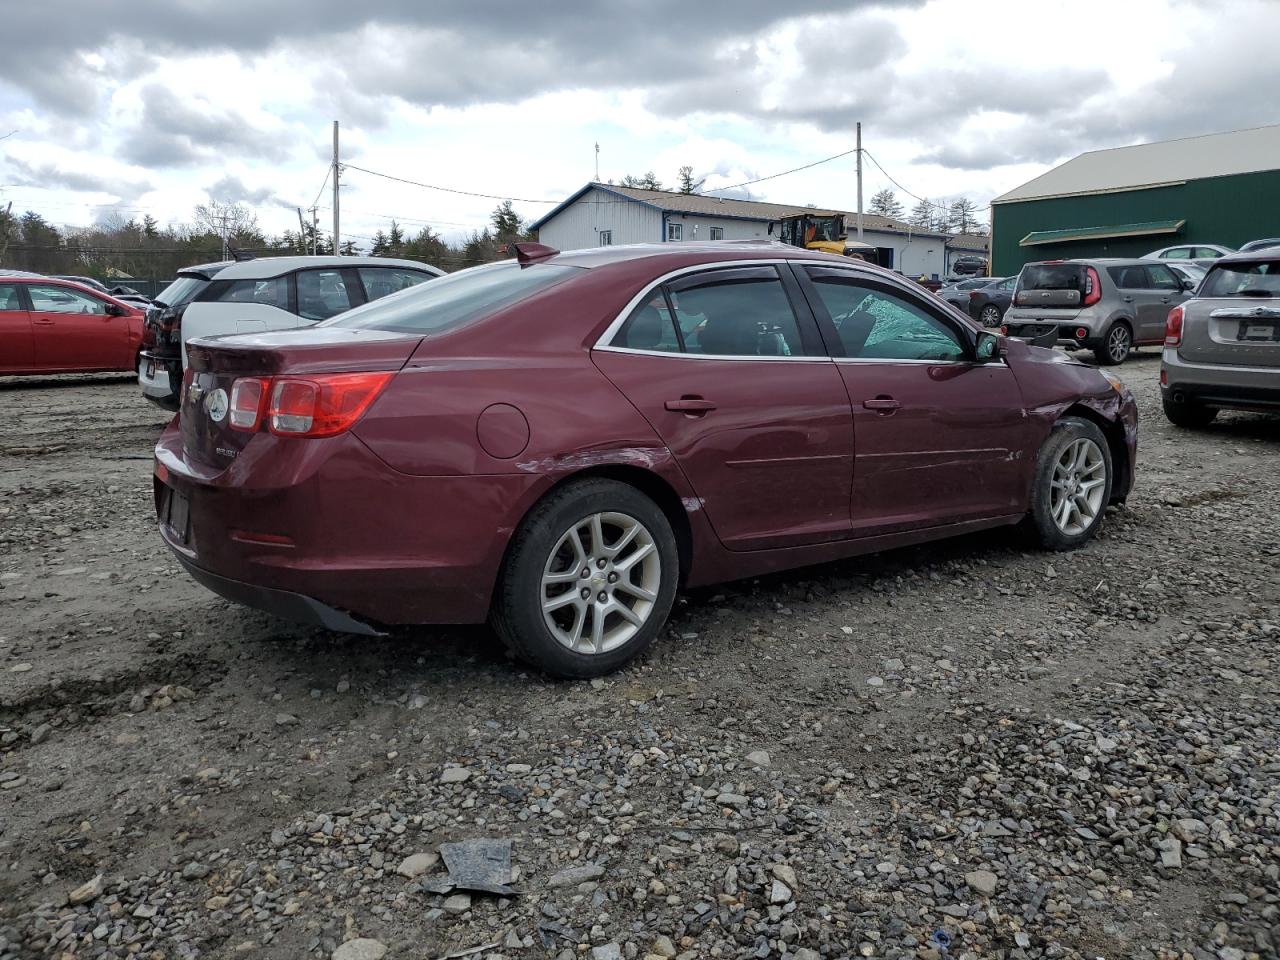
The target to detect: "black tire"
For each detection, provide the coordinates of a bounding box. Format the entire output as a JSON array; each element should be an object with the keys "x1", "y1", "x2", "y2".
[
  {"x1": 1163, "y1": 398, "x2": 1217, "y2": 428},
  {"x1": 979, "y1": 303, "x2": 1003, "y2": 327},
  {"x1": 491, "y1": 478, "x2": 679, "y2": 679},
  {"x1": 1026, "y1": 417, "x2": 1114, "y2": 551},
  {"x1": 1093, "y1": 321, "x2": 1132, "y2": 366}
]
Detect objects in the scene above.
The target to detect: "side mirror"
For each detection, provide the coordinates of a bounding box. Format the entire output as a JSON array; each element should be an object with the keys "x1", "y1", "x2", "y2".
[
  {"x1": 106, "y1": 303, "x2": 127, "y2": 316},
  {"x1": 1181, "y1": 278, "x2": 1196, "y2": 292},
  {"x1": 975, "y1": 331, "x2": 1006, "y2": 361}
]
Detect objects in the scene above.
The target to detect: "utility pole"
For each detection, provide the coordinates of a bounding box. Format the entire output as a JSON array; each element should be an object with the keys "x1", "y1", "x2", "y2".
[
  {"x1": 331, "y1": 120, "x2": 340, "y2": 255},
  {"x1": 309, "y1": 206, "x2": 320, "y2": 255},
  {"x1": 594, "y1": 142, "x2": 600, "y2": 181},
  {"x1": 296, "y1": 206, "x2": 307, "y2": 254},
  {"x1": 855, "y1": 122, "x2": 864, "y2": 241}
]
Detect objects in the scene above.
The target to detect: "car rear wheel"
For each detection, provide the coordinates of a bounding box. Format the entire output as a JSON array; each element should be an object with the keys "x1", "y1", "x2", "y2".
[
  {"x1": 1027, "y1": 417, "x2": 1113, "y2": 551},
  {"x1": 1094, "y1": 322, "x2": 1132, "y2": 366},
  {"x1": 980, "y1": 304, "x2": 1002, "y2": 326},
  {"x1": 1162, "y1": 398, "x2": 1218, "y2": 428},
  {"x1": 492, "y1": 478, "x2": 679, "y2": 678}
]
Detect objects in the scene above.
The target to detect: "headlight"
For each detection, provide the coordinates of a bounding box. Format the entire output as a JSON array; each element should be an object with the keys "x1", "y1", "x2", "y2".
[{"x1": 1100, "y1": 371, "x2": 1125, "y2": 392}]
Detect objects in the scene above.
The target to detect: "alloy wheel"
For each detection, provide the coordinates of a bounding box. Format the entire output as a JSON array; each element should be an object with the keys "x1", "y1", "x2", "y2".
[
  {"x1": 540, "y1": 511, "x2": 662, "y2": 655},
  {"x1": 1107, "y1": 325, "x2": 1131, "y2": 363},
  {"x1": 1049, "y1": 437, "x2": 1107, "y2": 535},
  {"x1": 981, "y1": 305, "x2": 1001, "y2": 326}
]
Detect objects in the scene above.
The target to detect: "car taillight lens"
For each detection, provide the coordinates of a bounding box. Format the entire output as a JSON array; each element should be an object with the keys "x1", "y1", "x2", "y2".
[
  {"x1": 1083, "y1": 267, "x2": 1102, "y2": 307},
  {"x1": 229, "y1": 378, "x2": 268, "y2": 431},
  {"x1": 999, "y1": 324, "x2": 1008, "y2": 335},
  {"x1": 1165, "y1": 304, "x2": 1184, "y2": 346},
  {"x1": 267, "y1": 372, "x2": 394, "y2": 438}
]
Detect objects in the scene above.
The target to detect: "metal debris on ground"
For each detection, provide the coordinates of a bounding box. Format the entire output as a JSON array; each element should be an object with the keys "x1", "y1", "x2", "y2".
[{"x1": 422, "y1": 838, "x2": 516, "y2": 896}]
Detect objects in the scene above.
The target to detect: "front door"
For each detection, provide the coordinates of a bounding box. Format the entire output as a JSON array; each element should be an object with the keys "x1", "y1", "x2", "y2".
[
  {"x1": 592, "y1": 264, "x2": 854, "y2": 551},
  {"x1": 27, "y1": 283, "x2": 125, "y2": 370},
  {"x1": 1140, "y1": 263, "x2": 1190, "y2": 343},
  {"x1": 798, "y1": 266, "x2": 1030, "y2": 538},
  {"x1": 0, "y1": 283, "x2": 33, "y2": 373}
]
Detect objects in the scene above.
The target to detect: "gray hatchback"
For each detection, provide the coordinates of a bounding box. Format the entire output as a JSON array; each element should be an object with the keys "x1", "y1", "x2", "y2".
[
  {"x1": 1002, "y1": 259, "x2": 1195, "y2": 365},
  {"x1": 1161, "y1": 250, "x2": 1280, "y2": 427}
]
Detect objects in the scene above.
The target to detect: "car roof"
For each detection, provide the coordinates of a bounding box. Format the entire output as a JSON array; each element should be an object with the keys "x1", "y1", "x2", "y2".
[
  {"x1": 210, "y1": 256, "x2": 445, "y2": 280},
  {"x1": 0, "y1": 269, "x2": 46, "y2": 279},
  {"x1": 541, "y1": 239, "x2": 856, "y2": 270},
  {"x1": 1215, "y1": 248, "x2": 1280, "y2": 265}
]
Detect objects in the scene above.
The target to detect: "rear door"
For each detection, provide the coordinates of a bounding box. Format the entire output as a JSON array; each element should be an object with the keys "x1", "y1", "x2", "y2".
[
  {"x1": 27, "y1": 283, "x2": 127, "y2": 370},
  {"x1": 1178, "y1": 258, "x2": 1280, "y2": 368},
  {"x1": 1010, "y1": 263, "x2": 1084, "y2": 321},
  {"x1": 592, "y1": 264, "x2": 855, "y2": 551},
  {"x1": 799, "y1": 266, "x2": 1031, "y2": 537},
  {"x1": 0, "y1": 283, "x2": 34, "y2": 372}
]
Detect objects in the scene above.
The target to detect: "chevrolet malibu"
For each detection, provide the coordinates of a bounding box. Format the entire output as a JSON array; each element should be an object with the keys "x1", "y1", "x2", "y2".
[{"x1": 154, "y1": 241, "x2": 1138, "y2": 678}]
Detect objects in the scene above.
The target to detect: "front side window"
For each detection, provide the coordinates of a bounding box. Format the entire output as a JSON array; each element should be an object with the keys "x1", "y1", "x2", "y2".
[
  {"x1": 214, "y1": 277, "x2": 288, "y2": 308},
  {"x1": 667, "y1": 222, "x2": 682, "y2": 241},
  {"x1": 810, "y1": 277, "x2": 966, "y2": 361},
  {"x1": 1196, "y1": 247, "x2": 1225, "y2": 259},
  {"x1": 296, "y1": 269, "x2": 353, "y2": 321},
  {"x1": 709, "y1": 227, "x2": 724, "y2": 241},
  {"x1": 325, "y1": 261, "x2": 582, "y2": 334},
  {"x1": 1146, "y1": 264, "x2": 1181, "y2": 290},
  {"x1": 598, "y1": 230, "x2": 612, "y2": 246},
  {"x1": 28, "y1": 284, "x2": 107, "y2": 315},
  {"x1": 0, "y1": 283, "x2": 22, "y2": 312},
  {"x1": 1107, "y1": 265, "x2": 1147, "y2": 289},
  {"x1": 1160, "y1": 247, "x2": 1192, "y2": 259}
]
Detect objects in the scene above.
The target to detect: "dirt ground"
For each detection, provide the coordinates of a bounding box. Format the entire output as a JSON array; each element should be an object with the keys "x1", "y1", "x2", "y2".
[{"x1": 1, "y1": 354, "x2": 1277, "y2": 960}]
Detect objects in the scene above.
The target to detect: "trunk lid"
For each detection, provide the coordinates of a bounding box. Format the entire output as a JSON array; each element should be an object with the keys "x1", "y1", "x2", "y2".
[{"x1": 181, "y1": 329, "x2": 422, "y2": 470}]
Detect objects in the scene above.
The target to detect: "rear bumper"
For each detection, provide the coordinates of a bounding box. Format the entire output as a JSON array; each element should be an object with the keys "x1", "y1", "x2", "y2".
[
  {"x1": 138, "y1": 350, "x2": 181, "y2": 410},
  {"x1": 1161, "y1": 349, "x2": 1280, "y2": 410},
  {"x1": 1002, "y1": 320, "x2": 1096, "y2": 349},
  {"x1": 154, "y1": 422, "x2": 548, "y2": 627},
  {"x1": 164, "y1": 538, "x2": 384, "y2": 635}
]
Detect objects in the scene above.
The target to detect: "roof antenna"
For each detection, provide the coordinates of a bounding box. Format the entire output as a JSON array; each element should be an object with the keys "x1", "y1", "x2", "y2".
[{"x1": 594, "y1": 141, "x2": 600, "y2": 182}]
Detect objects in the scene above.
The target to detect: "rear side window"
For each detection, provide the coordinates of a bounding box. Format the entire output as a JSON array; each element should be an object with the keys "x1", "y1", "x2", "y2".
[
  {"x1": 613, "y1": 290, "x2": 682, "y2": 353},
  {"x1": 670, "y1": 269, "x2": 804, "y2": 357},
  {"x1": 1160, "y1": 247, "x2": 1192, "y2": 259},
  {"x1": 324, "y1": 261, "x2": 580, "y2": 334},
  {"x1": 209, "y1": 277, "x2": 288, "y2": 309},
  {"x1": 296, "y1": 269, "x2": 353, "y2": 321},
  {"x1": 1020, "y1": 264, "x2": 1085, "y2": 291},
  {"x1": 1199, "y1": 260, "x2": 1280, "y2": 298},
  {"x1": 358, "y1": 267, "x2": 434, "y2": 303},
  {"x1": 0, "y1": 283, "x2": 22, "y2": 311}
]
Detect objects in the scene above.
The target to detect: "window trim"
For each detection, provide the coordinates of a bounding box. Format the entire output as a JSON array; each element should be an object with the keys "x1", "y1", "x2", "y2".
[
  {"x1": 26, "y1": 282, "x2": 110, "y2": 315},
  {"x1": 594, "y1": 259, "x2": 831, "y2": 362},
  {"x1": 795, "y1": 264, "x2": 985, "y2": 364},
  {"x1": 598, "y1": 230, "x2": 612, "y2": 246},
  {"x1": 666, "y1": 222, "x2": 682, "y2": 242},
  {"x1": 708, "y1": 226, "x2": 724, "y2": 241}
]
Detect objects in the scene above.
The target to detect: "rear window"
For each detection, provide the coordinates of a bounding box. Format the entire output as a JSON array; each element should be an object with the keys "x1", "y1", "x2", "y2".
[
  {"x1": 1019, "y1": 263, "x2": 1085, "y2": 291},
  {"x1": 1199, "y1": 260, "x2": 1280, "y2": 298},
  {"x1": 323, "y1": 261, "x2": 581, "y2": 335},
  {"x1": 154, "y1": 274, "x2": 209, "y2": 309}
]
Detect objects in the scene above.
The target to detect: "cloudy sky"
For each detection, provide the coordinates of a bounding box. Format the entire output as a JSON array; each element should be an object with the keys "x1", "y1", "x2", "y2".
[{"x1": 1, "y1": 0, "x2": 1276, "y2": 248}]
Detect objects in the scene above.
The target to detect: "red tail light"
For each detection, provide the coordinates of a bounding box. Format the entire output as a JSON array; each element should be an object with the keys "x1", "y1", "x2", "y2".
[
  {"x1": 1165, "y1": 304, "x2": 1184, "y2": 346},
  {"x1": 1076, "y1": 327, "x2": 1089, "y2": 339},
  {"x1": 267, "y1": 372, "x2": 394, "y2": 437},
  {"x1": 999, "y1": 324, "x2": 1008, "y2": 335},
  {"x1": 229, "y1": 378, "x2": 268, "y2": 431},
  {"x1": 1083, "y1": 266, "x2": 1102, "y2": 307}
]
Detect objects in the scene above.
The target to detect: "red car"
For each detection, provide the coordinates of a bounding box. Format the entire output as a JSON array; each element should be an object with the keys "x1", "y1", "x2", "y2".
[
  {"x1": 154, "y1": 242, "x2": 1137, "y2": 677},
  {"x1": 0, "y1": 274, "x2": 145, "y2": 375}
]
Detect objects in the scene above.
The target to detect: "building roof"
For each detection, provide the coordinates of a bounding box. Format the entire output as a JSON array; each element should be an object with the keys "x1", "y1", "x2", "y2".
[
  {"x1": 945, "y1": 233, "x2": 990, "y2": 252},
  {"x1": 993, "y1": 124, "x2": 1280, "y2": 205},
  {"x1": 1019, "y1": 219, "x2": 1186, "y2": 248},
  {"x1": 530, "y1": 182, "x2": 949, "y2": 237}
]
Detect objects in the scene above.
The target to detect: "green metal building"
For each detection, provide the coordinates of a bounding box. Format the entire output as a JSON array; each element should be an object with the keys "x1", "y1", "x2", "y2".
[{"x1": 990, "y1": 124, "x2": 1280, "y2": 274}]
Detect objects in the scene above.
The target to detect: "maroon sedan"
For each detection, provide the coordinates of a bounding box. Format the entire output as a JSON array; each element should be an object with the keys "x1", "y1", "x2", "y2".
[
  {"x1": 0, "y1": 275, "x2": 145, "y2": 375},
  {"x1": 154, "y1": 241, "x2": 1137, "y2": 677}
]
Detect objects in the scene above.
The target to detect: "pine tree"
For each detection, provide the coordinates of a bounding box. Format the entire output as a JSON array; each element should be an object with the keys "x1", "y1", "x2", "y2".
[
  {"x1": 908, "y1": 198, "x2": 935, "y2": 230},
  {"x1": 677, "y1": 166, "x2": 705, "y2": 195},
  {"x1": 621, "y1": 172, "x2": 663, "y2": 190},
  {"x1": 947, "y1": 198, "x2": 980, "y2": 234},
  {"x1": 490, "y1": 200, "x2": 524, "y2": 243},
  {"x1": 370, "y1": 229, "x2": 389, "y2": 257},
  {"x1": 387, "y1": 221, "x2": 405, "y2": 256},
  {"x1": 868, "y1": 188, "x2": 904, "y2": 221}
]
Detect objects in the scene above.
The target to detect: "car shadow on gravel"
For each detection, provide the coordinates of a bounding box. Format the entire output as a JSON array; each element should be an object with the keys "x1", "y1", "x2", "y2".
[{"x1": 0, "y1": 373, "x2": 136, "y2": 391}]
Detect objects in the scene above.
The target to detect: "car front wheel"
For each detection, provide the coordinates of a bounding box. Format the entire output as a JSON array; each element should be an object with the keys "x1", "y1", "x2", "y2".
[
  {"x1": 492, "y1": 478, "x2": 679, "y2": 678},
  {"x1": 980, "y1": 304, "x2": 1002, "y2": 326},
  {"x1": 1027, "y1": 417, "x2": 1113, "y2": 550}
]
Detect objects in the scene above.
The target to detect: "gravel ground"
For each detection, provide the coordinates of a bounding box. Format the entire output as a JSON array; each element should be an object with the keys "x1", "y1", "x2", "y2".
[{"x1": 0, "y1": 356, "x2": 1277, "y2": 960}]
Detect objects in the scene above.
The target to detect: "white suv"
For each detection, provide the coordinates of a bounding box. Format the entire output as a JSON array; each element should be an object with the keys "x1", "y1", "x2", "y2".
[{"x1": 174, "y1": 256, "x2": 445, "y2": 367}]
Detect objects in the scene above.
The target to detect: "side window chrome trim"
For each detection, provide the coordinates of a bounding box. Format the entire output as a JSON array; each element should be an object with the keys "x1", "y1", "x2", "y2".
[
  {"x1": 594, "y1": 258, "x2": 872, "y2": 351},
  {"x1": 595, "y1": 345, "x2": 834, "y2": 362}
]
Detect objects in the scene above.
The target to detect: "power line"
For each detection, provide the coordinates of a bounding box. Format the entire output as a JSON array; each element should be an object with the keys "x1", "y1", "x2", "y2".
[
  {"x1": 343, "y1": 163, "x2": 559, "y2": 204},
  {"x1": 310, "y1": 166, "x2": 332, "y2": 210},
  {"x1": 861, "y1": 150, "x2": 956, "y2": 215}
]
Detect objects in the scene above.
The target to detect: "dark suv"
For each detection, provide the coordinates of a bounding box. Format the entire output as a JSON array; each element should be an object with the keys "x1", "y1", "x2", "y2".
[{"x1": 138, "y1": 261, "x2": 234, "y2": 409}]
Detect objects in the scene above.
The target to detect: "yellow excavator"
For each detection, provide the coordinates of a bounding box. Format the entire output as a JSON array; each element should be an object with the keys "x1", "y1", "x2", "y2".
[{"x1": 773, "y1": 212, "x2": 876, "y2": 260}]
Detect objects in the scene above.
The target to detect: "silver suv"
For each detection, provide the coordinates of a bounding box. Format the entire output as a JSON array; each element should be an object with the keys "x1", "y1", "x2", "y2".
[
  {"x1": 1002, "y1": 259, "x2": 1195, "y2": 365},
  {"x1": 1161, "y1": 250, "x2": 1280, "y2": 427}
]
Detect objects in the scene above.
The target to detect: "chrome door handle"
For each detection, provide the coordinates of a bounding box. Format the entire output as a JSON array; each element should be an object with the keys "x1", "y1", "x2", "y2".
[
  {"x1": 665, "y1": 397, "x2": 716, "y2": 414},
  {"x1": 1121, "y1": 295, "x2": 1134, "y2": 302},
  {"x1": 863, "y1": 397, "x2": 901, "y2": 412}
]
